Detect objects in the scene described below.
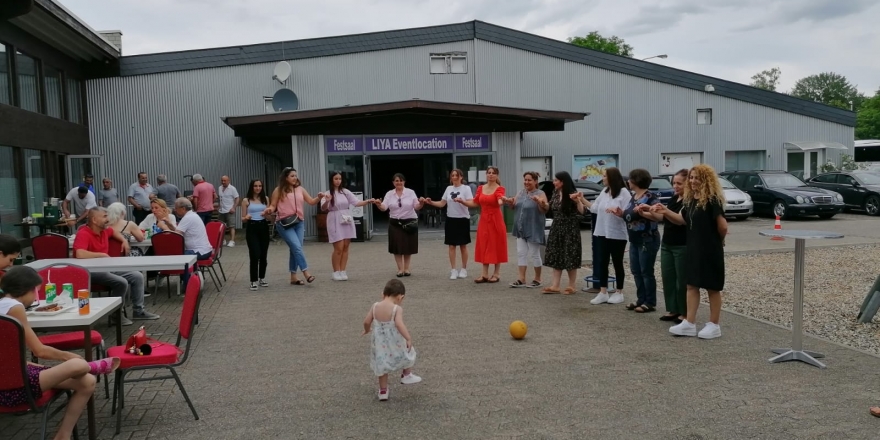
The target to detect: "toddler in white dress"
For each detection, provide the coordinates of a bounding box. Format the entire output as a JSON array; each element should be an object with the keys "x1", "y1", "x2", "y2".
[{"x1": 362, "y1": 279, "x2": 421, "y2": 401}]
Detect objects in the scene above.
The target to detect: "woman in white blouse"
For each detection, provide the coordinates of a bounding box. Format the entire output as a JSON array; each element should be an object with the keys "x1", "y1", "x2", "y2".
[
  {"x1": 576, "y1": 167, "x2": 631, "y2": 305},
  {"x1": 137, "y1": 198, "x2": 177, "y2": 232}
]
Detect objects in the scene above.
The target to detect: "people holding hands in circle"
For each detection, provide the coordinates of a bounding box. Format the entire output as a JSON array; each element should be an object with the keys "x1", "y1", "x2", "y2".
[
  {"x1": 451, "y1": 167, "x2": 507, "y2": 284},
  {"x1": 502, "y1": 171, "x2": 548, "y2": 288},
  {"x1": 420, "y1": 169, "x2": 474, "y2": 280}
]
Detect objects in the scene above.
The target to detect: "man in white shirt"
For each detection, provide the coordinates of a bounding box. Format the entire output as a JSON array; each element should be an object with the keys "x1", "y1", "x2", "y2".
[
  {"x1": 164, "y1": 198, "x2": 214, "y2": 289},
  {"x1": 217, "y1": 175, "x2": 239, "y2": 247},
  {"x1": 62, "y1": 186, "x2": 97, "y2": 228}
]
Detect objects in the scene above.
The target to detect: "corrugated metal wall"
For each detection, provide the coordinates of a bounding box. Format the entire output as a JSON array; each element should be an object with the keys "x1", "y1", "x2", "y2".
[{"x1": 474, "y1": 40, "x2": 853, "y2": 175}]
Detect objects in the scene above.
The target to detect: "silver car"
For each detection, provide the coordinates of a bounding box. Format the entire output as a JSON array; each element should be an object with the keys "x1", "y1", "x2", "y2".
[{"x1": 720, "y1": 176, "x2": 753, "y2": 220}]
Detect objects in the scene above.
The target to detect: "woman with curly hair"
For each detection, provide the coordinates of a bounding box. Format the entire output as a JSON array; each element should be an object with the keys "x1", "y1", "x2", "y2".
[{"x1": 652, "y1": 164, "x2": 727, "y2": 339}]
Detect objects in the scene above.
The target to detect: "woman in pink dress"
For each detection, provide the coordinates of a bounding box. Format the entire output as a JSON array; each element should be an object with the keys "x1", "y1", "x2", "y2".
[
  {"x1": 321, "y1": 171, "x2": 376, "y2": 281},
  {"x1": 454, "y1": 166, "x2": 508, "y2": 283}
]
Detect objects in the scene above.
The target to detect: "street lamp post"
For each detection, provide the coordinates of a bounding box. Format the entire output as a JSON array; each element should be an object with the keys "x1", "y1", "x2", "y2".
[{"x1": 641, "y1": 54, "x2": 668, "y2": 61}]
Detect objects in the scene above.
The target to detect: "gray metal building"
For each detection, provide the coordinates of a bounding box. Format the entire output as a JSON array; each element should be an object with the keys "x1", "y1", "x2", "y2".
[{"x1": 86, "y1": 21, "x2": 855, "y2": 238}]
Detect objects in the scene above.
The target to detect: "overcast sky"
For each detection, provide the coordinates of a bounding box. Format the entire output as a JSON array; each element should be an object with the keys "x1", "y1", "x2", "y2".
[{"x1": 63, "y1": 0, "x2": 880, "y2": 95}]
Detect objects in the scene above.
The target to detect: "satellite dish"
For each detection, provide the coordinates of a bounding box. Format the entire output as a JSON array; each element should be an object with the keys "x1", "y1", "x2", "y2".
[
  {"x1": 272, "y1": 61, "x2": 291, "y2": 84},
  {"x1": 272, "y1": 88, "x2": 299, "y2": 112}
]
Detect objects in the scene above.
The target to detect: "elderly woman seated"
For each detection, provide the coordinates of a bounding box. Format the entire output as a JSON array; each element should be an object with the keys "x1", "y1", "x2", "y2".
[
  {"x1": 107, "y1": 202, "x2": 145, "y2": 256},
  {"x1": 138, "y1": 198, "x2": 178, "y2": 232}
]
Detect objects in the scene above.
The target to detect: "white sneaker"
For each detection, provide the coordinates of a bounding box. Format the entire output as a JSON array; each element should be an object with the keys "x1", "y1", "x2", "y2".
[
  {"x1": 698, "y1": 322, "x2": 722, "y2": 340},
  {"x1": 227, "y1": 241, "x2": 235, "y2": 247},
  {"x1": 450, "y1": 269, "x2": 458, "y2": 280},
  {"x1": 332, "y1": 272, "x2": 342, "y2": 281},
  {"x1": 378, "y1": 389, "x2": 389, "y2": 401},
  {"x1": 249, "y1": 282, "x2": 258, "y2": 291},
  {"x1": 607, "y1": 292, "x2": 625, "y2": 304},
  {"x1": 669, "y1": 320, "x2": 697, "y2": 337},
  {"x1": 222, "y1": 240, "x2": 227, "y2": 246},
  {"x1": 458, "y1": 268, "x2": 468, "y2": 279},
  {"x1": 400, "y1": 373, "x2": 422, "y2": 385},
  {"x1": 590, "y1": 293, "x2": 609, "y2": 305},
  {"x1": 340, "y1": 271, "x2": 348, "y2": 281},
  {"x1": 259, "y1": 279, "x2": 269, "y2": 287}
]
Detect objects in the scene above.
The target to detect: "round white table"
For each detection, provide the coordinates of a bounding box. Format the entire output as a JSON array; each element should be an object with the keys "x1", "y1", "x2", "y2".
[{"x1": 758, "y1": 229, "x2": 843, "y2": 369}]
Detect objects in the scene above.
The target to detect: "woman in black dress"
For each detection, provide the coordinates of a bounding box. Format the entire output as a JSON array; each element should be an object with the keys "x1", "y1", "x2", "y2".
[
  {"x1": 653, "y1": 164, "x2": 727, "y2": 339},
  {"x1": 542, "y1": 171, "x2": 585, "y2": 294}
]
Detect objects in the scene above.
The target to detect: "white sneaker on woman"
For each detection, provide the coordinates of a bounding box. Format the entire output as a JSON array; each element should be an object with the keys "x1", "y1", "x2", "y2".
[
  {"x1": 669, "y1": 320, "x2": 697, "y2": 337},
  {"x1": 590, "y1": 293, "x2": 609, "y2": 305},
  {"x1": 607, "y1": 292, "x2": 625, "y2": 304},
  {"x1": 698, "y1": 322, "x2": 722, "y2": 339},
  {"x1": 332, "y1": 272, "x2": 342, "y2": 281},
  {"x1": 340, "y1": 271, "x2": 349, "y2": 281},
  {"x1": 458, "y1": 268, "x2": 468, "y2": 279},
  {"x1": 450, "y1": 269, "x2": 458, "y2": 280}
]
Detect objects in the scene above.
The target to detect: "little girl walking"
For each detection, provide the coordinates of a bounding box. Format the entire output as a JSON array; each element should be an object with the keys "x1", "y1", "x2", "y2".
[{"x1": 362, "y1": 279, "x2": 422, "y2": 401}]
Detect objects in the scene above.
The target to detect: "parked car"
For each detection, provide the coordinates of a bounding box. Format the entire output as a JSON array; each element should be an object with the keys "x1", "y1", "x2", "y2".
[
  {"x1": 538, "y1": 180, "x2": 601, "y2": 227},
  {"x1": 718, "y1": 176, "x2": 753, "y2": 220},
  {"x1": 649, "y1": 177, "x2": 674, "y2": 204},
  {"x1": 719, "y1": 170, "x2": 844, "y2": 219},
  {"x1": 806, "y1": 171, "x2": 880, "y2": 216}
]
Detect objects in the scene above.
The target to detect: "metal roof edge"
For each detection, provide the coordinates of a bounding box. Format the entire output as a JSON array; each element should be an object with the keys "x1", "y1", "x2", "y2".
[{"x1": 36, "y1": 0, "x2": 120, "y2": 59}]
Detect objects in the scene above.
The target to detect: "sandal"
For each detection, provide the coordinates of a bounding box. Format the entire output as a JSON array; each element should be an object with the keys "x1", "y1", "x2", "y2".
[
  {"x1": 403, "y1": 272, "x2": 411, "y2": 277},
  {"x1": 541, "y1": 287, "x2": 560, "y2": 294},
  {"x1": 635, "y1": 305, "x2": 656, "y2": 313},
  {"x1": 396, "y1": 272, "x2": 404, "y2": 278},
  {"x1": 625, "y1": 302, "x2": 640, "y2": 311},
  {"x1": 528, "y1": 280, "x2": 542, "y2": 288},
  {"x1": 870, "y1": 407, "x2": 880, "y2": 417},
  {"x1": 306, "y1": 275, "x2": 316, "y2": 283},
  {"x1": 487, "y1": 276, "x2": 500, "y2": 283},
  {"x1": 291, "y1": 280, "x2": 305, "y2": 285},
  {"x1": 474, "y1": 277, "x2": 488, "y2": 284},
  {"x1": 563, "y1": 287, "x2": 576, "y2": 295},
  {"x1": 659, "y1": 314, "x2": 678, "y2": 321},
  {"x1": 509, "y1": 280, "x2": 527, "y2": 288}
]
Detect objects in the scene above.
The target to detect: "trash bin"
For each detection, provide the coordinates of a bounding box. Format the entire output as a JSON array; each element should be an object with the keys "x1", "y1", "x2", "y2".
[{"x1": 353, "y1": 217, "x2": 365, "y2": 242}]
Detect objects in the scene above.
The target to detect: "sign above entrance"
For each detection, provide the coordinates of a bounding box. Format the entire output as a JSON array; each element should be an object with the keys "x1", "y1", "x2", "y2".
[{"x1": 325, "y1": 134, "x2": 491, "y2": 154}]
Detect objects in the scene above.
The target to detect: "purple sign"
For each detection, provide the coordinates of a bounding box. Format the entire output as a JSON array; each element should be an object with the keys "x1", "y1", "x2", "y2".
[
  {"x1": 325, "y1": 137, "x2": 362, "y2": 153},
  {"x1": 455, "y1": 134, "x2": 490, "y2": 151},
  {"x1": 365, "y1": 135, "x2": 453, "y2": 153}
]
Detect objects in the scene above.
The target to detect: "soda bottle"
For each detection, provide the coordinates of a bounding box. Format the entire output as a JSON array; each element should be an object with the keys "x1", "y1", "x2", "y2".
[{"x1": 77, "y1": 289, "x2": 90, "y2": 315}]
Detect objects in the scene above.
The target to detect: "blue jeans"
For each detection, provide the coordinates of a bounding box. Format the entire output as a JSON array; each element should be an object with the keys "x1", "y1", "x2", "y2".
[
  {"x1": 181, "y1": 249, "x2": 212, "y2": 290},
  {"x1": 630, "y1": 238, "x2": 660, "y2": 307},
  {"x1": 276, "y1": 221, "x2": 308, "y2": 273},
  {"x1": 590, "y1": 219, "x2": 602, "y2": 289}
]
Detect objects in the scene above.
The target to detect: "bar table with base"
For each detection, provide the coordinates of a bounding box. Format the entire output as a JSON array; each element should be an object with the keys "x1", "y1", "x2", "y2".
[{"x1": 758, "y1": 229, "x2": 843, "y2": 369}]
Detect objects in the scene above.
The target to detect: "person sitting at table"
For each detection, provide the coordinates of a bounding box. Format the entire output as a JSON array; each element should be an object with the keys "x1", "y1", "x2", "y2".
[
  {"x1": 0, "y1": 233, "x2": 22, "y2": 273},
  {"x1": 62, "y1": 186, "x2": 97, "y2": 230},
  {"x1": 138, "y1": 198, "x2": 178, "y2": 232},
  {"x1": 107, "y1": 202, "x2": 145, "y2": 257},
  {"x1": 0, "y1": 266, "x2": 120, "y2": 440},
  {"x1": 163, "y1": 198, "x2": 214, "y2": 289},
  {"x1": 73, "y1": 207, "x2": 160, "y2": 326}
]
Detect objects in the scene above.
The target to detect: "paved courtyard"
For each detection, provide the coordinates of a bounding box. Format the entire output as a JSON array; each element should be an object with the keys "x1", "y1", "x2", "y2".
[{"x1": 5, "y1": 215, "x2": 880, "y2": 439}]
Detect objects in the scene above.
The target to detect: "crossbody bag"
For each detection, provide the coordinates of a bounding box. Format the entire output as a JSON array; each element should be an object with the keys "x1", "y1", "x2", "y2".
[{"x1": 278, "y1": 188, "x2": 302, "y2": 228}]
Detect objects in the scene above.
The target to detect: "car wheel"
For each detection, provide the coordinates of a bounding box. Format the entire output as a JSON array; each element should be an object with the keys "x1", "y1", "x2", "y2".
[
  {"x1": 773, "y1": 200, "x2": 788, "y2": 219},
  {"x1": 818, "y1": 213, "x2": 835, "y2": 219},
  {"x1": 865, "y1": 195, "x2": 880, "y2": 216}
]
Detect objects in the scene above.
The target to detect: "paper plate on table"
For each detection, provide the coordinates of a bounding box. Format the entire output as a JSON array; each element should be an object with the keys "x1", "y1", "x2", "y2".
[{"x1": 27, "y1": 303, "x2": 76, "y2": 316}]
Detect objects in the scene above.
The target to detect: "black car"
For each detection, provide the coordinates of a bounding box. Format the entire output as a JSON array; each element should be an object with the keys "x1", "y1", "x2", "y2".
[
  {"x1": 720, "y1": 170, "x2": 845, "y2": 219},
  {"x1": 807, "y1": 171, "x2": 880, "y2": 216},
  {"x1": 649, "y1": 177, "x2": 674, "y2": 205},
  {"x1": 538, "y1": 180, "x2": 601, "y2": 227}
]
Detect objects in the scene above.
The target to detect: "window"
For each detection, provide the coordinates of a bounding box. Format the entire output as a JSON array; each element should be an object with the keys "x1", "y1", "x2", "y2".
[
  {"x1": 761, "y1": 173, "x2": 806, "y2": 188},
  {"x1": 726, "y1": 174, "x2": 746, "y2": 189},
  {"x1": 23, "y1": 149, "x2": 46, "y2": 221},
  {"x1": 812, "y1": 174, "x2": 836, "y2": 183},
  {"x1": 837, "y1": 174, "x2": 856, "y2": 185},
  {"x1": 66, "y1": 78, "x2": 82, "y2": 123},
  {"x1": 264, "y1": 96, "x2": 273, "y2": 113},
  {"x1": 0, "y1": 44, "x2": 10, "y2": 105},
  {"x1": 697, "y1": 109, "x2": 712, "y2": 125},
  {"x1": 724, "y1": 150, "x2": 765, "y2": 171},
  {"x1": 44, "y1": 65, "x2": 63, "y2": 118},
  {"x1": 429, "y1": 53, "x2": 467, "y2": 74},
  {"x1": 0, "y1": 146, "x2": 22, "y2": 238},
  {"x1": 744, "y1": 175, "x2": 762, "y2": 189},
  {"x1": 16, "y1": 51, "x2": 39, "y2": 113}
]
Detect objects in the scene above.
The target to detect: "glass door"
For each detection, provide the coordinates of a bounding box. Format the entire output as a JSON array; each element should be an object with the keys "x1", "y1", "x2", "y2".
[
  {"x1": 786, "y1": 152, "x2": 805, "y2": 181},
  {"x1": 363, "y1": 155, "x2": 372, "y2": 239},
  {"x1": 454, "y1": 153, "x2": 495, "y2": 231},
  {"x1": 66, "y1": 155, "x2": 105, "y2": 194}
]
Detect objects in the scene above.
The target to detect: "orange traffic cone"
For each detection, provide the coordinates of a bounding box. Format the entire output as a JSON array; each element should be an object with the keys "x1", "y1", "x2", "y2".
[{"x1": 771, "y1": 215, "x2": 784, "y2": 241}]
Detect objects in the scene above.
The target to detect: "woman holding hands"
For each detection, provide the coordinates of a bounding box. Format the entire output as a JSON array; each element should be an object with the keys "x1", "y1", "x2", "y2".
[
  {"x1": 241, "y1": 179, "x2": 271, "y2": 291},
  {"x1": 503, "y1": 171, "x2": 548, "y2": 288},
  {"x1": 540, "y1": 171, "x2": 585, "y2": 294},
  {"x1": 582, "y1": 167, "x2": 632, "y2": 305},
  {"x1": 264, "y1": 167, "x2": 324, "y2": 285},
  {"x1": 421, "y1": 169, "x2": 473, "y2": 280},
  {"x1": 321, "y1": 171, "x2": 377, "y2": 281},
  {"x1": 375, "y1": 173, "x2": 424, "y2": 277},
  {"x1": 454, "y1": 166, "x2": 507, "y2": 283}
]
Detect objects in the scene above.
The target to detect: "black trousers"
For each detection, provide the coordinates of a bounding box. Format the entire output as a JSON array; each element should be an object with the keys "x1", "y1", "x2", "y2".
[
  {"x1": 246, "y1": 220, "x2": 270, "y2": 282},
  {"x1": 598, "y1": 236, "x2": 626, "y2": 290}
]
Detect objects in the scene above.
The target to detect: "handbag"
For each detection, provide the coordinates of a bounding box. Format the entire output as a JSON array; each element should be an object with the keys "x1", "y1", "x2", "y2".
[
  {"x1": 125, "y1": 326, "x2": 181, "y2": 356},
  {"x1": 398, "y1": 219, "x2": 418, "y2": 234},
  {"x1": 278, "y1": 188, "x2": 302, "y2": 228},
  {"x1": 340, "y1": 214, "x2": 354, "y2": 224}
]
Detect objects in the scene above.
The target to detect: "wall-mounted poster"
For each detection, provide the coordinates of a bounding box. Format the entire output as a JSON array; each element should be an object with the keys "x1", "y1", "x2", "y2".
[
  {"x1": 573, "y1": 155, "x2": 619, "y2": 183},
  {"x1": 660, "y1": 153, "x2": 702, "y2": 174}
]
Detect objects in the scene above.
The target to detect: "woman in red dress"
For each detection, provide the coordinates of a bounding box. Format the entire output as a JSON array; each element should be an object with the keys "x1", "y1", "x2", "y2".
[{"x1": 453, "y1": 166, "x2": 508, "y2": 283}]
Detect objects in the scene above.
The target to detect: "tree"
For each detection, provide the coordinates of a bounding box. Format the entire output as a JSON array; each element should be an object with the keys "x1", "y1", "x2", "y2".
[
  {"x1": 790, "y1": 72, "x2": 865, "y2": 111},
  {"x1": 567, "y1": 31, "x2": 634, "y2": 57},
  {"x1": 856, "y1": 89, "x2": 880, "y2": 140},
  {"x1": 750, "y1": 67, "x2": 781, "y2": 91}
]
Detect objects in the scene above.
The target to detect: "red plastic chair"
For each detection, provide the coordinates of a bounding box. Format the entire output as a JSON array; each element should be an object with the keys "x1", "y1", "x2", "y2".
[
  {"x1": 35, "y1": 263, "x2": 110, "y2": 398},
  {"x1": 198, "y1": 221, "x2": 225, "y2": 292},
  {"x1": 205, "y1": 221, "x2": 227, "y2": 282},
  {"x1": 31, "y1": 233, "x2": 70, "y2": 260},
  {"x1": 109, "y1": 275, "x2": 202, "y2": 435},
  {"x1": 0, "y1": 315, "x2": 79, "y2": 440},
  {"x1": 107, "y1": 237, "x2": 125, "y2": 257},
  {"x1": 150, "y1": 231, "x2": 191, "y2": 303}
]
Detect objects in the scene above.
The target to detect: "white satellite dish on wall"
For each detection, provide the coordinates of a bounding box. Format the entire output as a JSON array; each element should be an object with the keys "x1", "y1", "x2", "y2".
[{"x1": 272, "y1": 61, "x2": 291, "y2": 84}]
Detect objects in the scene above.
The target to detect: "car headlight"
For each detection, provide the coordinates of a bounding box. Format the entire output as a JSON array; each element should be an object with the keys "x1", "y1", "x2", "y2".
[
  {"x1": 795, "y1": 196, "x2": 805, "y2": 204},
  {"x1": 835, "y1": 193, "x2": 844, "y2": 202},
  {"x1": 743, "y1": 193, "x2": 751, "y2": 201}
]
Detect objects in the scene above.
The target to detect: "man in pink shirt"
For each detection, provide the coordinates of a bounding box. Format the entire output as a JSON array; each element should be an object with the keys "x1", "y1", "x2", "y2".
[{"x1": 190, "y1": 173, "x2": 217, "y2": 224}]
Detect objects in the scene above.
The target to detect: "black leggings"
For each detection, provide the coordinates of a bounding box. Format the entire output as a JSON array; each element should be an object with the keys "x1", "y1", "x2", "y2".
[
  {"x1": 246, "y1": 221, "x2": 270, "y2": 282},
  {"x1": 598, "y1": 237, "x2": 626, "y2": 290}
]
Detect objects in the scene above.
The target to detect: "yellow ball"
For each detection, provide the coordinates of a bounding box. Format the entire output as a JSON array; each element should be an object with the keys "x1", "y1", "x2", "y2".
[{"x1": 509, "y1": 320, "x2": 528, "y2": 340}]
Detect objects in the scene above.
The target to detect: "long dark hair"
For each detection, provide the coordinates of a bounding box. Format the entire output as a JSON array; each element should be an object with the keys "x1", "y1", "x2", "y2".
[
  {"x1": 554, "y1": 171, "x2": 577, "y2": 213},
  {"x1": 0, "y1": 266, "x2": 42, "y2": 298},
  {"x1": 328, "y1": 171, "x2": 347, "y2": 208},
  {"x1": 604, "y1": 167, "x2": 624, "y2": 199},
  {"x1": 278, "y1": 167, "x2": 299, "y2": 194},
  {"x1": 487, "y1": 166, "x2": 501, "y2": 185},
  {"x1": 246, "y1": 179, "x2": 268, "y2": 205}
]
